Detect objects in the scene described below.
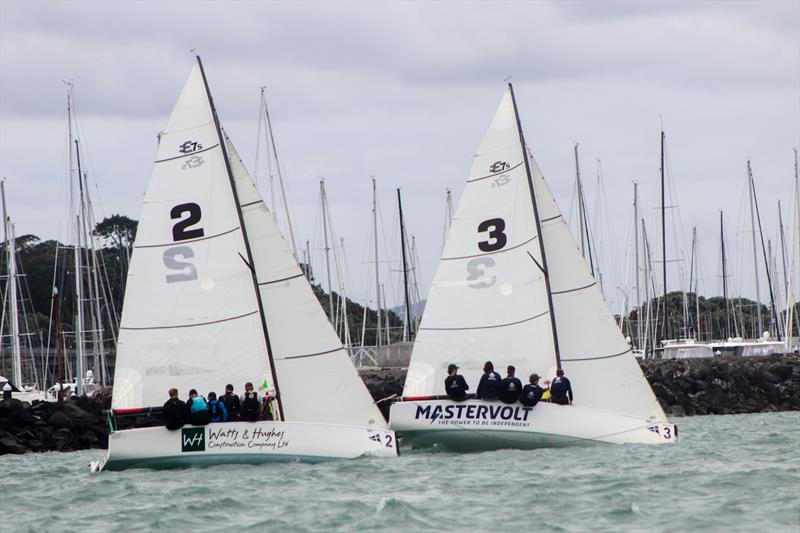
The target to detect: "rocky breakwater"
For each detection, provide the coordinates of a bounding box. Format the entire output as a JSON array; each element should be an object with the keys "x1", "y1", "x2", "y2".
[
  {"x1": 0, "y1": 391, "x2": 112, "y2": 455},
  {"x1": 641, "y1": 354, "x2": 800, "y2": 416},
  {"x1": 361, "y1": 354, "x2": 800, "y2": 419}
]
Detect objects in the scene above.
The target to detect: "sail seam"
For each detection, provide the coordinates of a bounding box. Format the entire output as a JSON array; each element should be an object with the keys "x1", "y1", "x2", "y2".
[
  {"x1": 155, "y1": 143, "x2": 220, "y2": 163},
  {"x1": 120, "y1": 310, "x2": 258, "y2": 330},
  {"x1": 442, "y1": 235, "x2": 537, "y2": 261},
  {"x1": 561, "y1": 348, "x2": 632, "y2": 362},
  {"x1": 240, "y1": 200, "x2": 264, "y2": 208},
  {"x1": 466, "y1": 161, "x2": 524, "y2": 183},
  {"x1": 551, "y1": 281, "x2": 597, "y2": 295},
  {"x1": 134, "y1": 226, "x2": 240, "y2": 249},
  {"x1": 419, "y1": 310, "x2": 548, "y2": 331},
  {"x1": 281, "y1": 347, "x2": 341, "y2": 360},
  {"x1": 258, "y1": 273, "x2": 305, "y2": 286}
]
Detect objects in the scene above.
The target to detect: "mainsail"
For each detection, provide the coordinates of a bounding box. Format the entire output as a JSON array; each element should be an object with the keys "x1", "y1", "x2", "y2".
[
  {"x1": 403, "y1": 87, "x2": 665, "y2": 421},
  {"x1": 113, "y1": 60, "x2": 386, "y2": 428}
]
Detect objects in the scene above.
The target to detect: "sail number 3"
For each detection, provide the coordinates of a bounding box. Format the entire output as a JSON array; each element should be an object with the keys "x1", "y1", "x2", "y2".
[{"x1": 163, "y1": 203, "x2": 204, "y2": 283}]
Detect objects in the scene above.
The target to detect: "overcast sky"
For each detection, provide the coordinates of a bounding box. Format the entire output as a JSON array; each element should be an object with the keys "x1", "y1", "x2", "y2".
[{"x1": 1, "y1": 0, "x2": 798, "y2": 318}]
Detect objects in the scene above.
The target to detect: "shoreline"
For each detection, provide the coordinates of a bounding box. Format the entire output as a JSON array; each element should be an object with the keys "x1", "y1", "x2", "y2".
[{"x1": 1, "y1": 354, "x2": 798, "y2": 455}]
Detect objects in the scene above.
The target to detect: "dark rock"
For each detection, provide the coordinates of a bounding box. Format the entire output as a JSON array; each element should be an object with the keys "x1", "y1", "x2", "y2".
[
  {"x1": 48, "y1": 411, "x2": 72, "y2": 429},
  {"x1": 0, "y1": 435, "x2": 26, "y2": 454}
]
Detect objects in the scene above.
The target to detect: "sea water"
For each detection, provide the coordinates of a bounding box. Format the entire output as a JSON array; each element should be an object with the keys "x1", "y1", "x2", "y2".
[{"x1": 2, "y1": 411, "x2": 798, "y2": 532}]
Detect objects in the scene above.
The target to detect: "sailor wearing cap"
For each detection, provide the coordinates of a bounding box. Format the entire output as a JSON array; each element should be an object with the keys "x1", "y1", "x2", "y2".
[
  {"x1": 444, "y1": 363, "x2": 469, "y2": 401},
  {"x1": 520, "y1": 373, "x2": 544, "y2": 407}
]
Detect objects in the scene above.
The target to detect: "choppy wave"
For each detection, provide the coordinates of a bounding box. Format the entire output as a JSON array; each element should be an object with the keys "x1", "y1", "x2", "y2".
[{"x1": 2, "y1": 412, "x2": 798, "y2": 532}]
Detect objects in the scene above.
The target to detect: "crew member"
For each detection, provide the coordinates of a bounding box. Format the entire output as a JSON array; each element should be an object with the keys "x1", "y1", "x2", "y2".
[
  {"x1": 499, "y1": 365, "x2": 523, "y2": 404},
  {"x1": 550, "y1": 369, "x2": 573, "y2": 405},
  {"x1": 207, "y1": 391, "x2": 228, "y2": 423},
  {"x1": 476, "y1": 361, "x2": 502, "y2": 400},
  {"x1": 260, "y1": 391, "x2": 274, "y2": 421},
  {"x1": 444, "y1": 363, "x2": 469, "y2": 401},
  {"x1": 240, "y1": 382, "x2": 260, "y2": 422},
  {"x1": 220, "y1": 384, "x2": 241, "y2": 421},
  {"x1": 163, "y1": 388, "x2": 186, "y2": 430},
  {"x1": 520, "y1": 373, "x2": 544, "y2": 407},
  {"x1": 186, "y1": 388, "x2": 211, "y2": 425}
]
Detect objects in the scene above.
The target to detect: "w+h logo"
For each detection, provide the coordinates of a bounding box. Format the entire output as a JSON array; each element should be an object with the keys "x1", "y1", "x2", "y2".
[{"x1": 181, "y1": 427, "x2": 205, "y2": 452}]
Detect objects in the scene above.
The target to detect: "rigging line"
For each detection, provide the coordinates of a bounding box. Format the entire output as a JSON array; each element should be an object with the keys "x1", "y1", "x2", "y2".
[
  {"x1": 443, "y1": 235, "x2": 538, "y2": 261},
  {"x1": 120, "y1": 309, "x2": 259, "y2": 330},
  {"x1": 155, "y1": 143, "x2": 219, "y2": 163},
  {"x1": 419, "y1": 310, "x2": 548, "y2": 332},
  {"x1": 134, "y1": 226, "x2": 240, "y2": 249},
  {"x1": 466, "y1": 161, "x2": 524, "y2": 183}
]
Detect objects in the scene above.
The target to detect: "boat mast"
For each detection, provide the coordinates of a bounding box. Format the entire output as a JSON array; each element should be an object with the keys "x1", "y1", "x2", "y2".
[
  {"x1": 721, "y1": 211, "x2": 731, "y2": 340},
  {"x1": 746, "y1": 159, "x2": 762, "y2": 337},
  {"x1": 778, "y1": 201, "x2": 788, "y2": 340},
  {"x1": 689, "y1": 226, "x2": 699, "y2": 339},
  {"x1": 259, "y1": 87, "x2": 297, "y2": 259},
  {"x1": 509, "y1": 83, "x2": 562, "y2": 369},
  {"x1": 397, "y1": 188, "x2": 413, "y2": 342},
  {"x1": 573, "y1": 143, "x2": 586, "y2": 260},
  {"x1": 1, "y1": 180, "x2": 22, "y2": 387},
  {"x1": 73, "y1": 138, "x2": 86, "y2": 395},
  {"x1": 660, "y1": 130, "x2": 668, "y2": 344},
  {"x1": 748, "y1": 161, "x2": 781, "y2": 340},
  {"x1": 442, "y1": 188, "x2": 454, "y2": 252},
  {"x1": 320, "y1": 179, "x2": 335, "y2": 323},
  {"x1": 371, "y1": 177, "x2": 382, "y2": 347},
  {"x1": 633, "y1": 181, "x2": 642, "y2": 349},
  {"x1": 196, "y1": 56, "x2": 285, "y2": 420}
]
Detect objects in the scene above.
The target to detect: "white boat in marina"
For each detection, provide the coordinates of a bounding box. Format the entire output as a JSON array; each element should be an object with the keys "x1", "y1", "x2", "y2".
[
  {"x1": 389, "y1": 85, "x2": 676, "y2": 449},
  {"x1": 710, "y1": 335, "x2": 786, "y2": 357},
  {"x1": 91, "y1": 58, "x2": 396, "y2": 471},
  {"x1": 659, "y1": 338, "x2": 714, "y2": 359}
]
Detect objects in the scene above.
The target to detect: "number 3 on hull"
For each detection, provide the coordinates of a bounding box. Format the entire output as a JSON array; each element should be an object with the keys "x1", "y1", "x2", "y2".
[{"x1": 389, "y1": 85, "x2": 676, "y2": 450}]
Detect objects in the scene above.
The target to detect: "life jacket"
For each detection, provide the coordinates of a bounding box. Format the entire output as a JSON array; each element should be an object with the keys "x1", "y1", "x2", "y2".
[
  {"x1": 189, "y1": 396, "x2": 208, "y2": 413},
  {"x1": 242, "y1": 392, "x2": 259, "y2": 419},
  {"x1": 208, "y1": 400, "x2": 222, "y2": 419},
  {"x1": 541, "y1": 389, "x2": 551, "y2": 401}
]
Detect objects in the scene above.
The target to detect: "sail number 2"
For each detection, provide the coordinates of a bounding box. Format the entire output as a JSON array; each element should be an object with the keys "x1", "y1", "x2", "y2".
[{"x1": 163, "y1": 203, "x2": 204, "y2": 283}]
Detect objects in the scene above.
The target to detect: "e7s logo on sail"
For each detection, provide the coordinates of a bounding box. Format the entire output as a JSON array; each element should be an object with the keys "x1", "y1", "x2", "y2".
[{"x1": 181, "y1": 427, "x2": 205, "y2": 452}]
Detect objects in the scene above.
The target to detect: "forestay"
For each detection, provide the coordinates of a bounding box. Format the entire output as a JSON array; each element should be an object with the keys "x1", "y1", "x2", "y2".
[
  {"x1": 403, "y1": 89, "x2": 556, "y2": 397},
  {"x1": 112, "y1": 65, "x2": 272, "y2": 410},
  {"x1": 225, "y1": 136, "x2": 387, "y2": 428}
]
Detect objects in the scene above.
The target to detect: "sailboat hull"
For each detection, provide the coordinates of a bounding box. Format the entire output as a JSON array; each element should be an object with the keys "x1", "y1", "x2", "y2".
[
  {"x1": 389, "y1": 399, "x2": 676, "y2": 451},
  {"x1": 91, "y1": 420, "x2": 397, "y2": 472}
]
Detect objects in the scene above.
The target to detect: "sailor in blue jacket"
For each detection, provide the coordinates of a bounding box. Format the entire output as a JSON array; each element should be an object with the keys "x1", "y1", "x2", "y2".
[
  {"x1": 476, "y1": 361, "x2": 502, "y2": 400},
  {"x1": 207, "y1": 391, "x2": 228, "y2": 422}
]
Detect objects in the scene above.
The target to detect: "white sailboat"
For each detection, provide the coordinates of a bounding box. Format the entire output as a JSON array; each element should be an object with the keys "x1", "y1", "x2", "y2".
[
  {"x1": 389, "y1": 86, "x2": 676, "y2": 450},
  {"x1": 91, "y1": 58, "x2": 396, "y2": 471}
]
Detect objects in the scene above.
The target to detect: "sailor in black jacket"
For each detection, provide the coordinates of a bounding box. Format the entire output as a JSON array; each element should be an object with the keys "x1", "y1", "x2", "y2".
[
  {"x1": 476, "y1": 361, "x2": 502, "y2": 400},
  {"x1": 444, "y1": 363, "x2": 469, "y2": 401}
]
